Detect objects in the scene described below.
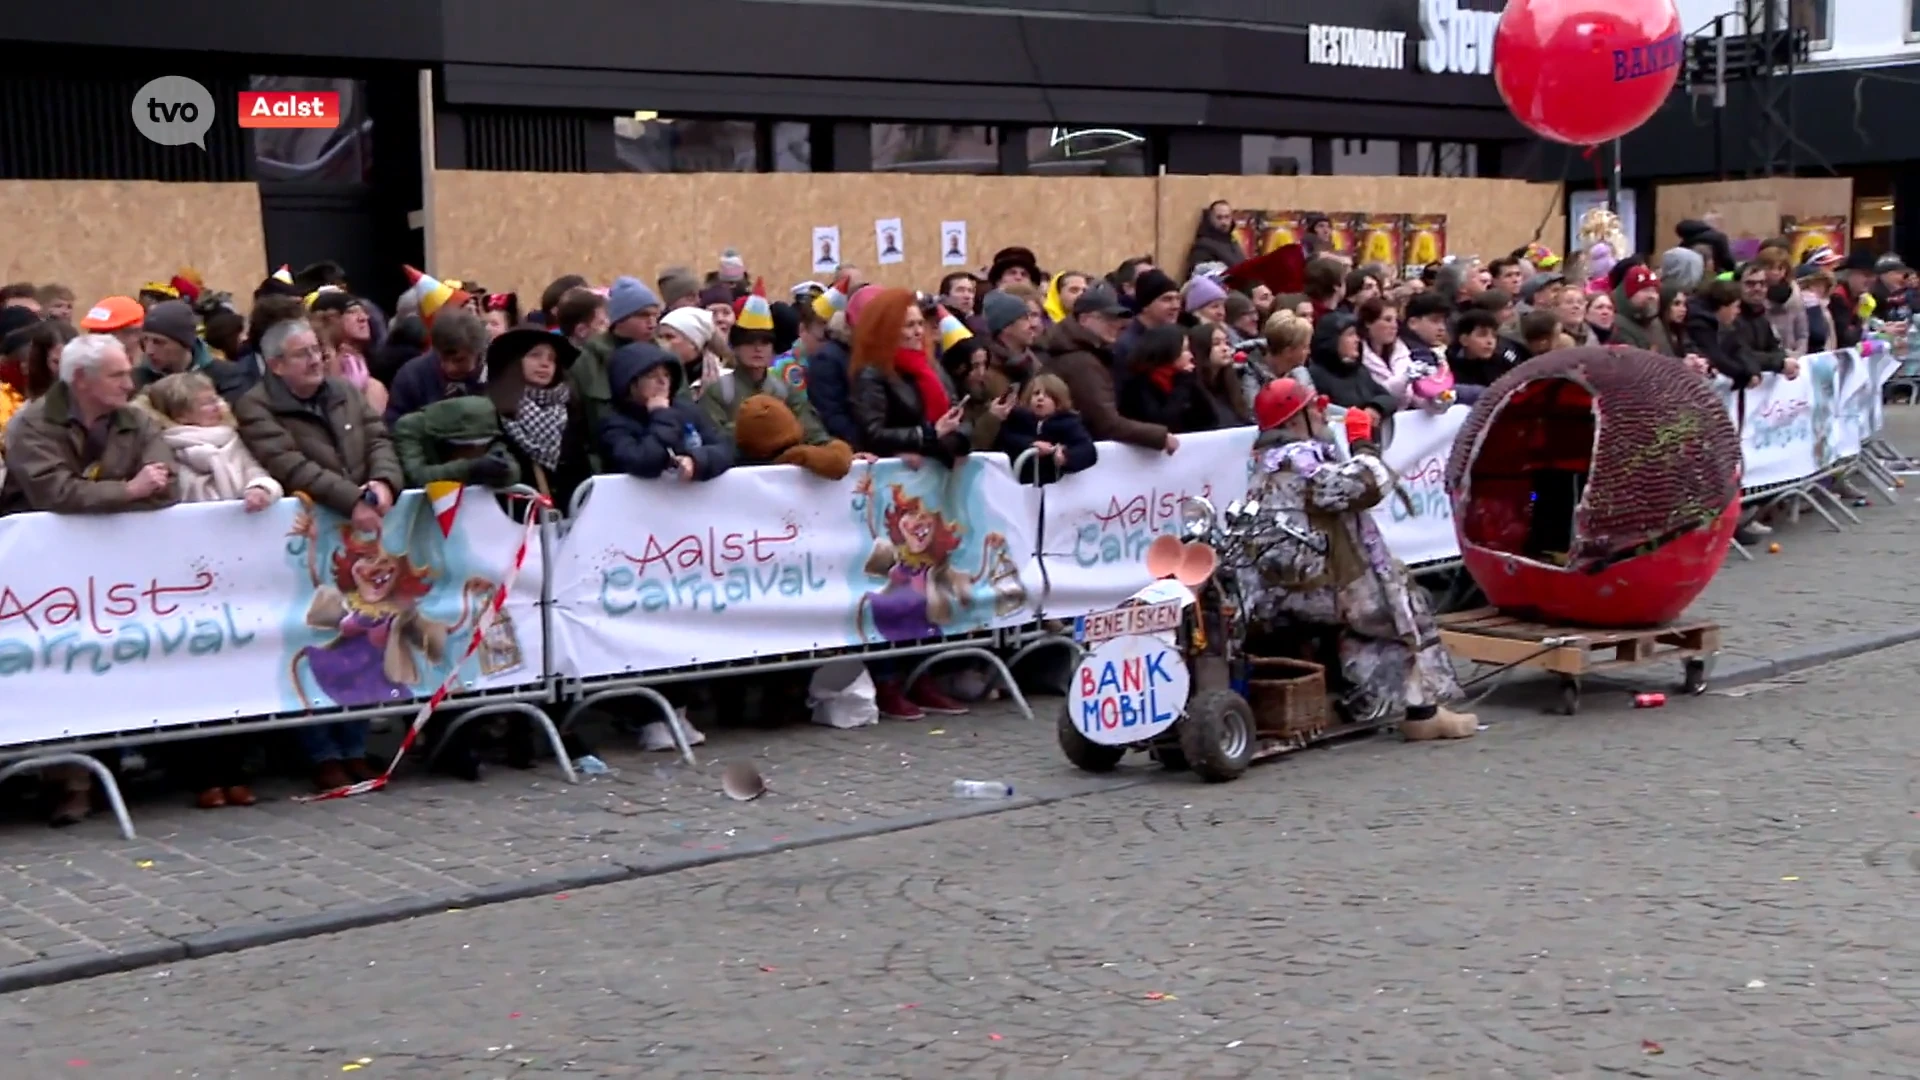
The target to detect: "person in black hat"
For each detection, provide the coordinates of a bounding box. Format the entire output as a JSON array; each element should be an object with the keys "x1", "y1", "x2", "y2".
[
  {"x1": 987, "y1": 246, "x2": 1043, "y2": 290},
  {"x1": 1111, "y1": 268, "x2": 1180, "y2": 371},
  {"x1": 485, "y1": 323, "x2": 591, "y2": 508},
  {"x1": 1830, "y1": 248, "x2": 1879, "y2": 349}
]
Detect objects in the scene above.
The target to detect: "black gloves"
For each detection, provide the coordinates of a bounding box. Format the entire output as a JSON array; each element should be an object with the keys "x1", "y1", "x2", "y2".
[{"x1": 465, "y1": 454, "x2": 514, "y2": 488}]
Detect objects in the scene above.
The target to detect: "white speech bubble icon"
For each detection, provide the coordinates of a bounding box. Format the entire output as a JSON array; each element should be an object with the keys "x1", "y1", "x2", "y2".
[{"x1": 131, "y1": 76, "x2": 216, "y2": 150}]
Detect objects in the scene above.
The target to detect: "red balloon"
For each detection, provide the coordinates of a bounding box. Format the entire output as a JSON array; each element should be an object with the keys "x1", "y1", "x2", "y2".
[{"x1": 1493, "y1": 0, "x2": 1684, "y2": 145}]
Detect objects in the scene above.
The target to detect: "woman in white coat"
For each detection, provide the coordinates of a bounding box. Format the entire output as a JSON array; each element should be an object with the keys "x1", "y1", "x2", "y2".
[{"x1": 139, "y1": 371, "x2": 281, "y2": 809}]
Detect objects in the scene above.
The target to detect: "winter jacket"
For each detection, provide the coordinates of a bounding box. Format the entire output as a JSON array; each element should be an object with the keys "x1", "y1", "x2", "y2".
[
  {"x1": 998, "y1": 407, "x2": 1097, "y2": 484},
  {"x1": 136, "y1": 397, "x2": 282, "y2": 504},
  {"x1": 1804, "y1": 291, "x2": 1832, "y2": 353},
  {"x1": 0, "y1": 380, "x2": 179, "y2": 515},
  {"x1": 1117, "y1": 368, "x2": 1220, "y2": 435},
  {"x1": 133, "y1": 337, "x2": 214, "y2": 392},
  {"x1": 383, "y1": 351, "x2": 485, "y2": 426},
  {"x1": 1683, "y1": 296, "x2": 1785, "y2": 384},
  {"x1": 393, "y1": 396, "x2": 522, "y2": 490},
  {"x1": 1767, "y1": 285, "x2": 1810, "y2": 355},
  {"x1": 1828, "y1": 287, "x2": 1864, "y2": 350},
  {"x1": 1608, "y1": 288, "x2": 1676, "y2": 355},
  {"x1": 596, "y1": 342, "x2": 733, "y2": 482},
  {"x1": 1360, "y1": 337, "x2": 1416, "y2": 410},
  {"x1": 568, "y1": 329, "x2": 636, "y2": 470},
  {"x1": 233, "y1": 373, "x2": 404, "y2": 517},
  {"x1": 699, "y1": 364, "x2": 827, "y2": 445},
  {"x1": 496, "y1": 386, "x2": 593, "y2": 511},
  {"x1": 1182, "y1": 211, "x2": 1248, "y2": 279},
  {"x1": 850, "y1": 360, "x2": 972, "y2": 465},
  {"x1": 1039, "y1": 319, "x2": 1168, "y2": 452},
  {"x1": 805, "y1": 333, "x2": 860, "y2": 447}
]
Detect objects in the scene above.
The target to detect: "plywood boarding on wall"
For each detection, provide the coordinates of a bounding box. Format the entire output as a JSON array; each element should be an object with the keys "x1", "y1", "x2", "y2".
[
  {"x1": 432, "y1": 171, "x2": 1158, "y2": 300},
  {"x1": 0, "y1": 182, "x2": 265, "y2": 310},
  {"x1": 1652, "y1": 178, "x2": 1854, "y2": 249},
  {"x1": 1155, "y1": 176, "x2": 1566, "y2": 274}
]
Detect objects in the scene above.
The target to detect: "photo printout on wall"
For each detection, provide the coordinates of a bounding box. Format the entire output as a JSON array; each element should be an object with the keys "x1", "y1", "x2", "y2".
[
  {"x1": 874, "y1": 217, "x2": 906, "y2": 265},
  {"x1": 941, "y1": 220, "x2": 969, "y2": 267},
  {"x1": 812, "y1": 226, "x2": 841, "y2": 273}
]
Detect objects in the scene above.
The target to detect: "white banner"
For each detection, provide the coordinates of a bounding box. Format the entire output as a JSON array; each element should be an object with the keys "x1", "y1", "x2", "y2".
[
  {"x1": 550, "y1": 456, "x2": 1041, "y2": 678},
  {"x1": 0, "y1": 491, "x2": 544, "y2": 744},
  {"x1": 1369, "y1": 408, "x2": 1461, "y2": 567}
]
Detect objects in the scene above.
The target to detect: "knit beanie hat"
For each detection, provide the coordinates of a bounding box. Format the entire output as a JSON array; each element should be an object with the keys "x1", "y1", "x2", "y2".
[
  {"x1": 608, "y1": 276, "x2": 664, "y2": 325},
  {"x1": 659, "y1": 306, "x2": 714, "y2": 352},
  {"x1": 698, "y1": 282, "x2": 735, "y2": 309},
  {"x1": 658, "y1": 268, "x2": 700, "y2": 309},
  {"x1": 1133, "y1": 268, "x2": 1179, "y2": 308},
  {"x1": 717, "y1": 248, "x2": 747, "y2": 285},
  {"x1": 143, "y1": 300, "x2": 199, "y2": 350},
  {"x1": 1658, "y1": 247, "x2": 1705, "y2": 291},
  {"x1": 981, "y1": 291, "x2": 1028, "y2": 336},
  {"x1": 1182, "y1": 275, "x2": 1227, "y2": 313}
]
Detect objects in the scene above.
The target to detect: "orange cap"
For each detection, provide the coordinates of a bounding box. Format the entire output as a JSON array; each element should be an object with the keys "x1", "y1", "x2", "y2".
[{"x1": 80, "y1": 296, "x2": 145, "y2": 332}]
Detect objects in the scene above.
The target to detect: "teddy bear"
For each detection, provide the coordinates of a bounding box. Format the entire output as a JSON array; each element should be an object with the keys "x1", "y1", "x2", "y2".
[{"x1": 733, "y1": 394, "x2": 855, "y2": 480}]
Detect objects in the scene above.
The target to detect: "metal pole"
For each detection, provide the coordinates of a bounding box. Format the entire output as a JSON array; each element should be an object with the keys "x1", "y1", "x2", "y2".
[
  {"x1": 1608, "y1": 139, "x2": 1622, "y2": 214},
  {"x1": 1713, "y1": 15, "x2": 1728, "y2": 180}
]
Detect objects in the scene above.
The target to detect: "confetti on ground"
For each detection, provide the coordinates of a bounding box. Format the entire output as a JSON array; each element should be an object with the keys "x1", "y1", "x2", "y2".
[
  {"x1": 988, "y1": 1033, "x2": 1003, "y2": 1041},
  {"x1": 1144, "y1": 991, "x2": 1177, "y2": 1001},
  {"x1": 1781, "y1": 875, "x2": 1800, "y2": 881},
  {"x1": 1746, "y1": 978, "x2": 1767, "y2": 989},
  {"x1": 1226, "y1": 1040, "x2": 1243, "y2": 1049},
  {"x1": 900, "y1": 1003, "x2": 919, "y2": 1010},
  {"x1": 759, "y1": 965, "x2": 778, "y2": 973},
  {"x1": 65, "y1": 1060, "x2": 88, "y2": 1068},
  {"x1": 508, "y1": 1012, "x2": 521, "y2": 1019},
  {"x1": 927, "y1": 729, "x2": 946, "y2": 735},
  {"x1": 555, "y1": 893, "x2": 570, "y2": 901},
  {"x1": 1641, "y1": 1039, "x2": 1664, "y2": 1055},
  {"x1": 134, "y1": 861, "x2": 154, "y2": 869}
]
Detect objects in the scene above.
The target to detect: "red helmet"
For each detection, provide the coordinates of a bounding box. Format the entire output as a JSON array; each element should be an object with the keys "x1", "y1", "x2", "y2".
[{"x1": 1254, "y1": 377, "x2": 1312, "y2": 431}]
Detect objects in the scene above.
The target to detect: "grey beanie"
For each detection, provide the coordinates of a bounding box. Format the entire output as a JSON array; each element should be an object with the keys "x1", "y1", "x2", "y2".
[
  {"x1": 607, "y1": 276, "x2": 663, "y2": 324},
  {"x1": 981, "y1": 290, "x2": 1028, "y2": 336},
  {"x1": 142, "y1": 300, "x2": 199, "y2": 350},
  {"x1": 1659, "y1": 247, "x2": 1705, "y2": 291},
  {"x1": 657, "y1": 267, "x2": 699, "y2": 308}
]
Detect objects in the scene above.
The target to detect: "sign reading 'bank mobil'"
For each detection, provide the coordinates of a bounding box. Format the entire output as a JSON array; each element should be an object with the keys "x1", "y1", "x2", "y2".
[{"x1": 1306, "y1": 0, "x2": 1501, "y2": 75}]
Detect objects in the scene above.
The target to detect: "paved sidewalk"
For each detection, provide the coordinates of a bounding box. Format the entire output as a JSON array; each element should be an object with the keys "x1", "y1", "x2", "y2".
[{"x1": 2, "y1": 408, "x2": 1919, "y2": 990}]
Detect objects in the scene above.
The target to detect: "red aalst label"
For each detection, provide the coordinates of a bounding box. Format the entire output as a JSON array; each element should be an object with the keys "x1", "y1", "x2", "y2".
[{"x1": 237, "y1": 91, "x2": 341, "y2": 129}]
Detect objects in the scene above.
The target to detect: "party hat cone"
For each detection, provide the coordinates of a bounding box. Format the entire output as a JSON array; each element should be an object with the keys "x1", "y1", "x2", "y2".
[
  {"x1": 733, "y1": 278, "x2": 774, "y2": 332},
  {"x1": 936, "y1": 305, "x2": 971, "y2": 351},
  {"x1": 425, "y1": 480, "x2": 464, "y2": 538},
  {"x1": 812, "y1": 273, "x2": 852, "y2": 321},
  {"x1": 271, "y1": 265, "x2": 295, "y2": 285},
  {"x1": 404, "y1": 266, "x2": 470, "y2": 328}
]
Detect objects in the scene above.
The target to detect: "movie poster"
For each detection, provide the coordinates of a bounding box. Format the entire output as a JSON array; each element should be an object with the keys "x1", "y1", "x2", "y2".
[
  {"x1": 1326, "y1": 212, "x2": 1361, "y2": 257},
  {"x1": 1402, "y1": 214, "x2": 1448, "y2": 276},
  {"x1": 1781, "y1": 215, "x2": 1850, "y2": 265},
  {"x1": 1354, "y1": 214, "x2": 1405, "y2": 270},
  {"x1": 1259, "y1": 210, "x2": 1307, "y2": 254},
  {"x1": 1229, "y1": 211, "x2": 1266, "y2": 264}
]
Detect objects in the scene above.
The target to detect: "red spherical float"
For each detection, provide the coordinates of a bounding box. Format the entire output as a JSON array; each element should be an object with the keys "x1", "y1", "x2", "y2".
[
  {"x1": 1493, "y1": 0, "x2": 1685, "y2": 145},
  {"x1": 1444, "y1": 348, "x2": 1741, "y2": 628}
]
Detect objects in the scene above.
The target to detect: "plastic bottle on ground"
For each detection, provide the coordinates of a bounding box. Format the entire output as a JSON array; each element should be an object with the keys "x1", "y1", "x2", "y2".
[{"x1": 952, "y1": 779, "x2": 1015, "y2": 799}]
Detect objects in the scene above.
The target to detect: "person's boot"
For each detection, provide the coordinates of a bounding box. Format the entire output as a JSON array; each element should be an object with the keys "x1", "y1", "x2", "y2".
[
  {"x1": 874, "y1": 681, "x2": 925, "y2": 721},
  {"x1": 223, "y1": 785, "x2": 257, "y2": 807},
  {"x1": 345, "y1": 757, "x2": 380, "y2": 783},
  {"x1": 195, "y1": 787, "x2": 227, "y2": 809},
  {"x1": 909, "y1": 681, "x2": 969, "y2": 715},
  {"x1": 1401, "y1": 707, "x2": 1477, "y2": 741}
]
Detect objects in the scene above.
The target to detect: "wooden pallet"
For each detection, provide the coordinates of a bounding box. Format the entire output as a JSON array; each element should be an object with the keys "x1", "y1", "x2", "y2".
[{"x1": 1436, "y1": 607, "x2": 1720, "y2": 714}]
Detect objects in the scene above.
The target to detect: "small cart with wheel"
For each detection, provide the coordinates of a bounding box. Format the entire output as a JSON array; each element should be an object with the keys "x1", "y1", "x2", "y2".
[{"x1": 1436, "y1": 607, "x2": 1720, "y2": 715}]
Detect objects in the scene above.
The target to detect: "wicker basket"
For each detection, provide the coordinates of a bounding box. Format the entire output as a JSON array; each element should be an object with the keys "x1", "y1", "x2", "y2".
[{"x1": 1246, "y1": 656, "x2": 1330, "y2": 741}]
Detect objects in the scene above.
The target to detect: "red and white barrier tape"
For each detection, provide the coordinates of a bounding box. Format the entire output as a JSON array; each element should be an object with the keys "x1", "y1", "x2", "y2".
[{"x1": 298, "y1": 491, "x2": 549, "y2": 803}]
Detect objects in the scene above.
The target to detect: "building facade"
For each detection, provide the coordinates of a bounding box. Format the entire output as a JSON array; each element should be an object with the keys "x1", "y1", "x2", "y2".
[{"x1": 8, "y1": 0, "x2": 1533, "y2": 298}]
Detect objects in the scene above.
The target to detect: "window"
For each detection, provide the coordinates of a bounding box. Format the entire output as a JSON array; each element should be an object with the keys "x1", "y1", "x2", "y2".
[
  {"x1": 870, "y1": 124, "x2": 998, "y2": 173},
  {"x1": 1241, "y1": 135, "x2": 1313, "y2": 176},
  {"x1": 1414, "y1": 142, "x2": 1478, "y2": 178},
  {"x1": 1026, "y1": 127, "x2": 1147, "y2": 175},
  {"x1": 1330, "y1": 138, "x2": 1397, "y2": 176},
  {"x1": 613, "y1": 115, "x2": 756, "y2": 172},
  {"x1": 1791, "y1": 0, "x2": 1830, "y2": 49},
  {"x1": 772, "y1": 122, "x2": 811, "y2": 172},
  {"x1": 250, "y1": 76, "x2": 371, "y2": 184}
]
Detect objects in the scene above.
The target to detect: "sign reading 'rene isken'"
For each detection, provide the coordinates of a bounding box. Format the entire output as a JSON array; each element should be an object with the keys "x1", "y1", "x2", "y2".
[{"x1": 1307, "y1": 25, "x2": 1409, "y2": 70}]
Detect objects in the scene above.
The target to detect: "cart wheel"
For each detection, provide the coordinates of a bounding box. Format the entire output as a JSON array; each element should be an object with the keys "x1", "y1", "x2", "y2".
[
  {"x1": 1558, "y1": 676, "x2": 1581, "y2": 716},
  {"x1": 1682, "y1": 657, "x2": 1711, "y2": 696},
  {"x1": 1055, "y1": 704, "x2": 1126, "y2": 773},
  {"x1": 1180, "y1": 691, "x2": 1256, "y2": 783}
]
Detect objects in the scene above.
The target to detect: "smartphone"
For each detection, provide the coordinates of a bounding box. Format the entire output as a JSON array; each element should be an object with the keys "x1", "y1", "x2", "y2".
[{"x1": 954, "y1": 394, "x2": 973, "y2": 410}]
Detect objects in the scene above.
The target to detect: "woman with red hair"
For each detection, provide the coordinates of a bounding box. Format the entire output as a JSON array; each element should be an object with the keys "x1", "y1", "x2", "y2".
[{"x1": 848, "y1": 288, "x2": 970, "y2": 466}]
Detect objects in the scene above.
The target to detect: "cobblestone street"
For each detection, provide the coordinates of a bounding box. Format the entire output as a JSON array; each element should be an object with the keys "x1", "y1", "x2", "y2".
[
  {"x1": 5, "y1": 640, "x2": 1920, "y2": 1077},
  {"x1": 1, "y1": 410, "x2": 1919, "y2": 994}
]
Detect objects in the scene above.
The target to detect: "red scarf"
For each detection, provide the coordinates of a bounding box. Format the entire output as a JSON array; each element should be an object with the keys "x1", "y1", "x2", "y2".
[
  {"x1": 1148, "y1": 365, "x2": 1178, "y2": 395},
  {"x1": 894, "y1": 347, "x2": 951, "y2": 423}
]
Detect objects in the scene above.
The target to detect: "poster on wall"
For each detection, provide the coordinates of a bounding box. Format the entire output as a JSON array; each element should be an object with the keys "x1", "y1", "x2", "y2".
[
  {"x1": 811, "y1": 226, "x2": 841, "y2": 273},
  {"x1": 1781, "y1": 215, "x2": 1850, "y2": 265},
  {"x1": 1567, "y1": 189, "x2": 1637, "y2": 258},
  {"x1": 1259, "y1": 210, "x2": 1306, "y2": 254},
  {"x1": 1354, "y1": 214, "x2": 1405, "y2": 269},
  {"x1": 1402, "y1": 214, "x2": 1448, "y2": 275},
  {"x1": 1325, "y1": 212, "x2": 1361, "y2": 257},
  {"x1": 874, "y1": 217, "x2": 906, "y2": 265},
  {"x1": 1229, "y1": 211, "x2": 1266, "y2": 260},
  {"x1": 940, "y1": 220, "x2": 969, "y2": 267}
]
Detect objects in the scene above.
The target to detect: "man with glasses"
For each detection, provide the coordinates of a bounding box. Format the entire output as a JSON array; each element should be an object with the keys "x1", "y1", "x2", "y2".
[{"x1": 1735, "y1": 265, "x2": 1800, "y2": 383}]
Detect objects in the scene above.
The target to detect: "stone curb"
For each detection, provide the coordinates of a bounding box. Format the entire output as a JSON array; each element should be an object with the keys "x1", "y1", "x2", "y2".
[
  {"x1": 7, "y1": 623, "x2": 1919, "y2": 996},
  {"x1": 0, "y1": 773, "x2": 1149, "y2": 996}
]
